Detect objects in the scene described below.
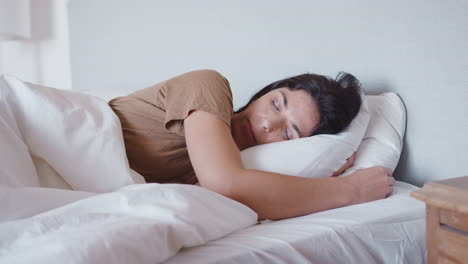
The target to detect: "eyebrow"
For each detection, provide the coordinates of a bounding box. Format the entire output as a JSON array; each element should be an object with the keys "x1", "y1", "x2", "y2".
[{"x1": 280, "y1": 91, "x2": 302, "y2": 137}]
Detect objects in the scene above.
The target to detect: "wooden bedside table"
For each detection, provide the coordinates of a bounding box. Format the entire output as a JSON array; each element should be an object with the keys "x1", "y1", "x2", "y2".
[{"x1": 411, "y1": 176, "x2": 468, "y2": 264}]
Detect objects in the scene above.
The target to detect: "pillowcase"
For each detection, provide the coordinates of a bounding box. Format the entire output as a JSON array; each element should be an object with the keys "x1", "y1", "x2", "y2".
[
  {"x1": 341, "y1": 93, "x2": 406, "y2": 176},
  {"x1": 0, "y1": 75, "x2": 138, "y2": 192},
  {"x1": 241, "y1": 91, "x2": 370, "y2": 178}
]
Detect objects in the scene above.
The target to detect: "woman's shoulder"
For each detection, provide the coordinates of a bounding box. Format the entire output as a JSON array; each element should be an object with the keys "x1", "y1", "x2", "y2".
[
  {"x1": 163, "y1": 69, "x2": 233, "y2": 103},
  {"x1": 171, "y1": 69, "x2": 231, "y2": 92},
  {"x1": 159, "y1": 69, "x2": 234, "y2": 133},
  {"x1": 189, "y1": 69, "x2": 227, "y2": 80}
]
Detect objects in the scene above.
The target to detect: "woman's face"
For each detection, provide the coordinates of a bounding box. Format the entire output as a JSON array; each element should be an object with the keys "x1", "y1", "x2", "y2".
[{"x1": 231, "y1": 87, "x2": 320, "y2": 151}]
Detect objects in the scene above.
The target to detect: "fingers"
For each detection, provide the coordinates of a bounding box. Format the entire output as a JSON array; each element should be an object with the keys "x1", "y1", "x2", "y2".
[
  {"x1": 374, "y1": 167, "x2": 394, "y2": 199},
  {"x1": 385, "y1": 168, "x2": 393, "y2": 176},
  {"x1": 366, "y1": 166, "x2": 391, "y2": 174},
  {"x1": 332, "y1": 154, "x2": 356, "y2": 177},
  {"x1": 343, "y1": 153, "x2": 356, "y2": 171},
  {"x1": 387, "y1": 176, "x2": 395, "y2": 186},
  {"x1": 385, "y1": 185, "x2": 394, "y2": 198},
  {"x1": 345, "y1": 153, "x2": 356, "y2": 170},
  {"x1": 385, "y1": 175, "x2": 395, "y2": 198}
]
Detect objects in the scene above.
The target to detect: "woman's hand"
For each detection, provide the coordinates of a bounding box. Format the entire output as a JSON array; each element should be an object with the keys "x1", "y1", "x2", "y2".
[
  {"x1": 346, "y1": 166, "x2": 395, "y2": 204},
  {"x1": 332, "y1": 153, "x2": 356, "y2": 177}
]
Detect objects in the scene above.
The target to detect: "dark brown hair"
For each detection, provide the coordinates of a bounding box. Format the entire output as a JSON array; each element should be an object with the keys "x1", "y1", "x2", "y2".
[{"x1": 236, "y1": 72, "x2": 362, "y2": 136}]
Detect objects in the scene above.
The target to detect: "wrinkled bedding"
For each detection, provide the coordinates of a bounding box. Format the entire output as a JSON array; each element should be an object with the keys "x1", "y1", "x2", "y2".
[
  {"x1": 0, "y1": 75, "x2": 257, "y2": 263},
  {"x1": 0, "y1": 184, "x2": 257, "y2": 264},
  {"x1": 166, "y1": 181, "x2": 427, "y2": 264},
  {"x1": 0, "y1": 75, "x2": 426, "y2": 264}
]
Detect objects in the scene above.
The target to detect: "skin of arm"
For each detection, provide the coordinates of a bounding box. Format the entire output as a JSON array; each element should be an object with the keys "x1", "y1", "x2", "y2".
[{"x1": 185, "y1": 110, "x2": 393, "y2": 220}]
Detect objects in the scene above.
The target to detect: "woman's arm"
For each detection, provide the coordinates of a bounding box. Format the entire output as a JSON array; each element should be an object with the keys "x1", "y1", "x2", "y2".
[{"x1": 185, "y1": 110, "x2": 394, "y2": 220}]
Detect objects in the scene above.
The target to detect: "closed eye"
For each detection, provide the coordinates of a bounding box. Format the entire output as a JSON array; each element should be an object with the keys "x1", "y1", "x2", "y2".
[
  {"x1": 272, "y1": 100, "x2": 280, "y2": 111},
  {"x1": 285, "y1": 128, "x2": 291, "y2": 140}
]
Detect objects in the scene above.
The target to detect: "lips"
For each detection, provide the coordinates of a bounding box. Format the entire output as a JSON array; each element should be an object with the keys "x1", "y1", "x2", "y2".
[{"x1": 246, "y1": 119, "x2": 257, "y2": 144}]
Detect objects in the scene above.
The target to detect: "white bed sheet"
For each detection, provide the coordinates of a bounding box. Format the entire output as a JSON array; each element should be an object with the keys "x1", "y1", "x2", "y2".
[{"x1": 165, "y1": 181, "x2": 426, "y2": 264}]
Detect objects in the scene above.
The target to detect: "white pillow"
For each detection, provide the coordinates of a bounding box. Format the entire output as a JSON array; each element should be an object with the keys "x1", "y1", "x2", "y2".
[
  {"x1": 341, "y1": 93, "x2": 406, "y2": 176},
  {"x1": 0, "y1": 77, "x2": 39, "y2": 187},
  {"x1": 241, "y1": 91, "x2": 370, "y2": 178},
  {"x1": 1, "y1": 75, "x2": 137, "y2": 192}
]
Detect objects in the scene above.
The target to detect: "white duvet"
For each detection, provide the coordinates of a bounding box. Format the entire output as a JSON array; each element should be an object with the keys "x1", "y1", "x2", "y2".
[
  {"x1": 0, "y1": 75, "x2": 257, "y2": 264},
  {"x1": 0, "y1": 184, "x2": 257, "y2": 264}
]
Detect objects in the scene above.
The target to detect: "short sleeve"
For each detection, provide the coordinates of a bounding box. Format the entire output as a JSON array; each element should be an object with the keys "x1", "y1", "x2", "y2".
[{"x1": 159, "y1": 69, "x2": 233, "y2": 135}]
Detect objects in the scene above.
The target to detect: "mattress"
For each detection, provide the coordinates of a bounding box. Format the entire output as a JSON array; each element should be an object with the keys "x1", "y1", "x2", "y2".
[{"x1": 165, "y1": 181, "x2": 427, "y2": 264}]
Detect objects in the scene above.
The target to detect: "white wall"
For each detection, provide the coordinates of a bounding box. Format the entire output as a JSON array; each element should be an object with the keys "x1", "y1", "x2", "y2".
[
  {"x1": 0, "y1": 0, "x2": 71, "y2": 89},
  {"x1": 57, "y1": 0, "x2": 468, "y2": 185}
]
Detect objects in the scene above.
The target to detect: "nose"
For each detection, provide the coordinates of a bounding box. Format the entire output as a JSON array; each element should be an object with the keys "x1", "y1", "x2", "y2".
[
  {"x1": 261, "y1": 116, "x2": 286, "y2": 144},
  {"x1": 262, "y1": 115, "x2": 284, "y2": 134}
]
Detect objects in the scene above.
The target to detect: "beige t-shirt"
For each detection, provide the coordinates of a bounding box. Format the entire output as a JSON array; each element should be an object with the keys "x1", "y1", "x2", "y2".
[{"x1": 109, "y1": 69, "x2": 233, "y2": 184}]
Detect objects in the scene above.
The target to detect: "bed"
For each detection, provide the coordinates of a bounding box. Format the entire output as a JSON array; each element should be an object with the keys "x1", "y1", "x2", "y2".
[
  {"x1": 3, "y1": 0, "x2": 467, "y2": 263},
  {"x1": 0, "y1": 73, "x2": 426, "y2": 264}
]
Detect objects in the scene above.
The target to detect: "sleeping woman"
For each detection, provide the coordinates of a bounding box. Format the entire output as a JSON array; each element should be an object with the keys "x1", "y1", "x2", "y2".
[{"x1": 109, "y1": 69, "x2": 394, "y2": 220}]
